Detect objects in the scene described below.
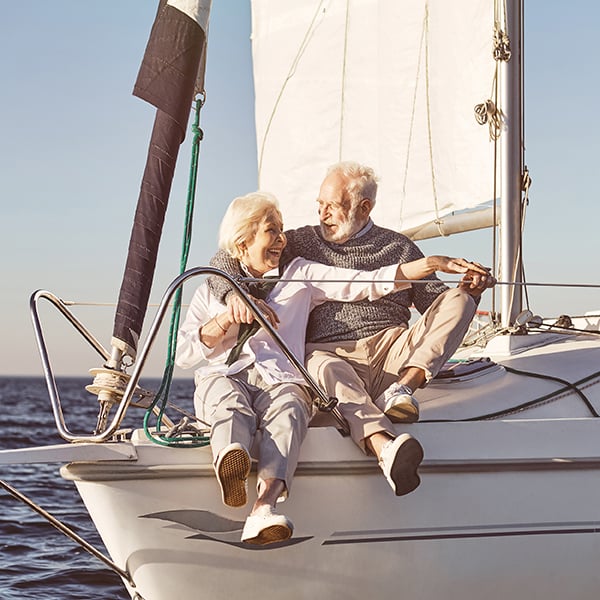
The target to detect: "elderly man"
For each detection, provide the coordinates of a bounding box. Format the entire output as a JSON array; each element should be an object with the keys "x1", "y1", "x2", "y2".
[{"x1": 207, "y1": 161, "x2": 495, "y2": 494}]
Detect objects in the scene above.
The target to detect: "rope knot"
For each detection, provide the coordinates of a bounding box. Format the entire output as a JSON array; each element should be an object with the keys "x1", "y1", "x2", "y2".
[
  {"x1": 493, "y1": 27, "x2": 512, "y2": 62},
  {"x1": 474, "y1": 99, "x2": 504, "y2": 141}
]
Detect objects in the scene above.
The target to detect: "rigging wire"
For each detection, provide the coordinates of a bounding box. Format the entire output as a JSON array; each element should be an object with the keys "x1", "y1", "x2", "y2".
[
  {"x1": 55, "y1": 277, "x2": 600, "y2": 308},
  {"x1": 492, "y1": 0, "x2": 507, "y2": 321},
  {"x1": 474, "y1": 11, "x2": 500, "y2": 319},
  {"x1": 235, "y1": 276, "x2": 600, "y2": 289},
  {"x1": 0, "y1": 479, "x2": 135, "y2": 587}
]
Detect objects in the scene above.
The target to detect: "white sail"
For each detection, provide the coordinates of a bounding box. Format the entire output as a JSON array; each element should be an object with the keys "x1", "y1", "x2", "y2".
[{"x1": 251, "y1": 0, "x2": 497, "y2": 233}]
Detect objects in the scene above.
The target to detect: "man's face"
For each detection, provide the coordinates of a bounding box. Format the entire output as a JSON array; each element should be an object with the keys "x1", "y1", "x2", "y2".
[{"x1": 316, "y1": 172, "x2": 368, "y2": 243}]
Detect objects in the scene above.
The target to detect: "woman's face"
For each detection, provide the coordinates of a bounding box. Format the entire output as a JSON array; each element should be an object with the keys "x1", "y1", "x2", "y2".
[{"x1": 241, "y1": 211, "x2": 286, "y2": 276}]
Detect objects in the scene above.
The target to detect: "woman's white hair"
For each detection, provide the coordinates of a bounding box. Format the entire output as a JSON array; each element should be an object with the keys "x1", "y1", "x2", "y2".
[
  {"x1": 218, "y1": 191, "x2": 282, "y2": 260},
  {"x1": 326, "y1": 161, "x2": 379, "y2": 208}
]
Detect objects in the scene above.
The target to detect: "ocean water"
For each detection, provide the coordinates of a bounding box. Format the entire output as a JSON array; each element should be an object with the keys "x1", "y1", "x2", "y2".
[{"x1": 0, "y1": 376, "x2": 195, "y2": 600}]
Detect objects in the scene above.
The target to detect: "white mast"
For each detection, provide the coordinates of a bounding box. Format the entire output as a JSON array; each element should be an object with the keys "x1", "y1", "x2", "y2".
[{"x1": 500, "y1": 0, "x2": 524, "y2": 326}]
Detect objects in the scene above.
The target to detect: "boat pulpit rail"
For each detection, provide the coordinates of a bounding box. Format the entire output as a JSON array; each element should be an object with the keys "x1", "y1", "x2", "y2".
[{"x1": 29, "y1": 267, "x2": 346, "y2": 444}]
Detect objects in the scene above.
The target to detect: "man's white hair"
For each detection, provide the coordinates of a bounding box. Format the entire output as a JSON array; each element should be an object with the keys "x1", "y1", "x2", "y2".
[{"x1": 326, "y1": 161, "x2": 379, "y2": 208}]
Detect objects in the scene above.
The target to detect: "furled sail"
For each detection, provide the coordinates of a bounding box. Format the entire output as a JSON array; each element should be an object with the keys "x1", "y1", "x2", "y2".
[
  {"x1": 112, "y1": 0, "x2": 211, "y2": 359},
  {"x1": 251, "y1": 0, "x2": 497, "y2": 234}
]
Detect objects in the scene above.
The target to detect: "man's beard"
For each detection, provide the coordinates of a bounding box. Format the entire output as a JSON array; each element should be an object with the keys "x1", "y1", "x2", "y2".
[{"x1": 319, "y1": 205, "x2": 363, "y2": 243}]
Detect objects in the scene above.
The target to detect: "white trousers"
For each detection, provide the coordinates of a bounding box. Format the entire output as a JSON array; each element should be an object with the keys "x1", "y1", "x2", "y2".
[{"x1": 194, "y1": 366, "x2": 312, "y2": 495}]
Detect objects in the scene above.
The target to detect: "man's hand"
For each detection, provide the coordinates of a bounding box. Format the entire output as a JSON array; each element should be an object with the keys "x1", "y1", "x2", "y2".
[
  {"x1": 428, "y1": 256, "x2": 490, "y2": 276},
  {"x1": 226, "y1": 294, "x2": 280, "y2": 328},
  {"x1": 458, "y1": 264, "x2": 496, "y2": 297}
]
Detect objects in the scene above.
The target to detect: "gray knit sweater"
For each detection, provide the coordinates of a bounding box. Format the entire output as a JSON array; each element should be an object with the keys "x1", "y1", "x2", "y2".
[{"x1": 208, "y1": 224, "x2": 448, "y2": 344}]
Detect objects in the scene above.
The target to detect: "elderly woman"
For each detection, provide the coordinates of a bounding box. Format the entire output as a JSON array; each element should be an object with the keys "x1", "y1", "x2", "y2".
[{"x1": 176, "y1": 192, "x2": 487, "y2": 546}]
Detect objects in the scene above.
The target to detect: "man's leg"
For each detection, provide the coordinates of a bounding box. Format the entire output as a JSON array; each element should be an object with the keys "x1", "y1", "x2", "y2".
[
  {"x1": 305, "y1": 343, "x2": 423, "y2": 495},
  {"x1": 305, "y1": 343, "x2": 396, "y2": 453},
  {"x1": 370, "y1": 288, "x2": 477, "y2": 416}
]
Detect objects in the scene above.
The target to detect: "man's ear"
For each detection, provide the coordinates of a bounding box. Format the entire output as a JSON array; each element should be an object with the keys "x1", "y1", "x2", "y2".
[{"x1": 360, "y1": 198, "x2": 373, "y2": 217}]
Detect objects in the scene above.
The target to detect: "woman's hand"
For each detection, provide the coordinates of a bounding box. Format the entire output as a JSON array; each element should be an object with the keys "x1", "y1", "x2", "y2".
[{"x1": 226, "y1": 294, "x2": 280, "y2": 328}]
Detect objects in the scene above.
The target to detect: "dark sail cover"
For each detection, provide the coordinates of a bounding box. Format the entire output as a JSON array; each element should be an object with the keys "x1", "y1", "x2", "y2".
[{"x1": 112, "y1": 0, "x2": 210, "y2": 357}]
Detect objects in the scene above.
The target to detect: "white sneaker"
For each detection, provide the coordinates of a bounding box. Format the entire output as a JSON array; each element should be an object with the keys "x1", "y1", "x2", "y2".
[
  {"x1": 241, "y1": 505, "x2": 294, "y2": 545},
  {"x1": 214, "y1": 442, "x2": 251, "y2": 508},
  {"x1": 375, "y1": 382, "x2": 420, "y2": 423},
  {"x1": 379, "y1": 433, "x2": 424, "y2": 496}
]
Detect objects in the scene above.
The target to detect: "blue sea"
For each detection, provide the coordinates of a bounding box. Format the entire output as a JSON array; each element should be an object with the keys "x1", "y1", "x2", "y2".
[{"x1": 0, "y1": 376, "x2": 195, "y2": 600}]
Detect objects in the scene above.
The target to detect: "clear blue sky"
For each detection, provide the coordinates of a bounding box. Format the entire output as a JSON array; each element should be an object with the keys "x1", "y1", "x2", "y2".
[{"x1": 1, "y1": 1, "x2": 598, "y2": 377}]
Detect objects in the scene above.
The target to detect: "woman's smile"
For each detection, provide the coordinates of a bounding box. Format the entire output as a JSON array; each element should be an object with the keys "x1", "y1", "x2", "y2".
[{"x1": 242, "y1": 211, "x2": 287, "y2": 276}]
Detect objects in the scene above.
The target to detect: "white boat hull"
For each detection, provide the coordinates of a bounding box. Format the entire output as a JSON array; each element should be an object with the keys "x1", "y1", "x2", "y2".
[
  {"x1": 2, "y1": 326, "x2": 598, "y2": 598},
  {"x1": 62, "y1": 416, "x2": 600, "y2": 600}
]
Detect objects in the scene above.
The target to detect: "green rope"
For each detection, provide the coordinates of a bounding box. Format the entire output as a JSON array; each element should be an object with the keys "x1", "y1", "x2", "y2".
[{"x1": 143, "y1": 97, "x2": 210, "y2": 448}]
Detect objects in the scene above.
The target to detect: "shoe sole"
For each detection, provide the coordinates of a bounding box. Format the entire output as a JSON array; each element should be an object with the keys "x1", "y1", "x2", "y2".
[
  {"x1": 384, "y1": 404, "x2": 419, "y2": 423},
  {"x1": 216, "y1": 447, "x2": 251, "y2": 507},
  {"x1": 385, "y1": 401, "x2": 420, "y2": 423},
  {"x1": 390, "y1": 436, "x2": 424, "y2": 496},
  {"x1": 243, "y1": 524, "x2": 293, "y2": 546}
]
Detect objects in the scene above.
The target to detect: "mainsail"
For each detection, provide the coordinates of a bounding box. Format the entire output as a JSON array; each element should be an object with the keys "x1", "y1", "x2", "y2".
[
  {"x1": 112, "y1": 0, "x2": 211, "y2": 360},
  {"x1": 251, "y1": 0, "x2": 497, "y2": 234}
]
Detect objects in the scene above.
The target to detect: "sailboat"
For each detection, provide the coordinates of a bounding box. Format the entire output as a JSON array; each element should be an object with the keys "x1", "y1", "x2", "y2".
[{"x1": 3, "y1": 1, "x2": 600, "y2": 599}]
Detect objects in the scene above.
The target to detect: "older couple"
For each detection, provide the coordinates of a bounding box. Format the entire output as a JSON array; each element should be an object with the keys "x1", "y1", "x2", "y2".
[{"x1": 176, "y1": 162, "x2": 495, "y2": 546}]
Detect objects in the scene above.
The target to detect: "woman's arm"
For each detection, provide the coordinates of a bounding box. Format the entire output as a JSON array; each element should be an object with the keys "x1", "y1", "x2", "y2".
[
  {"x1": 199, "y1": 311, "x2": 233, "y2": 348},
  {"x1": 397, "y1": 256, "x2": 489, "y2": 281},
  {"x1": 175, "y1": 285, "x2": 234, "y2": 369},
  {"x1": 292, "y1": 256, "x2": 491, "y2": 306}
]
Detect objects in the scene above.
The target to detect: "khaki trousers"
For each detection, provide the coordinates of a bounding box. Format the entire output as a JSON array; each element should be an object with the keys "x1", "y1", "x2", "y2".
[{"x1": 306, "y1": 288, "x2": 477, "y2": 451}]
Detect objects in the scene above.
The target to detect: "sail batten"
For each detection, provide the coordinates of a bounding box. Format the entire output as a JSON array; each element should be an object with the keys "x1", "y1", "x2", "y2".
[{"x1": 251, "y1": 0, "x2": 497, "y2": 233}]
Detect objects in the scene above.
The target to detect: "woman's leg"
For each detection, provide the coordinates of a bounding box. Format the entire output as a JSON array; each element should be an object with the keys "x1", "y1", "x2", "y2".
[
  {"x1": 252, "y1": 380, "x2": 312, "y2": 503},
  {"x1": 194, "y1": 373, "x2": 256, "y2": 507},
  {"x1": 239, "y1": 379, "x2": 311, "y2": 545},
  {"x1": 194, "y1": 373, "x2": 257, "y2": 462}
]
